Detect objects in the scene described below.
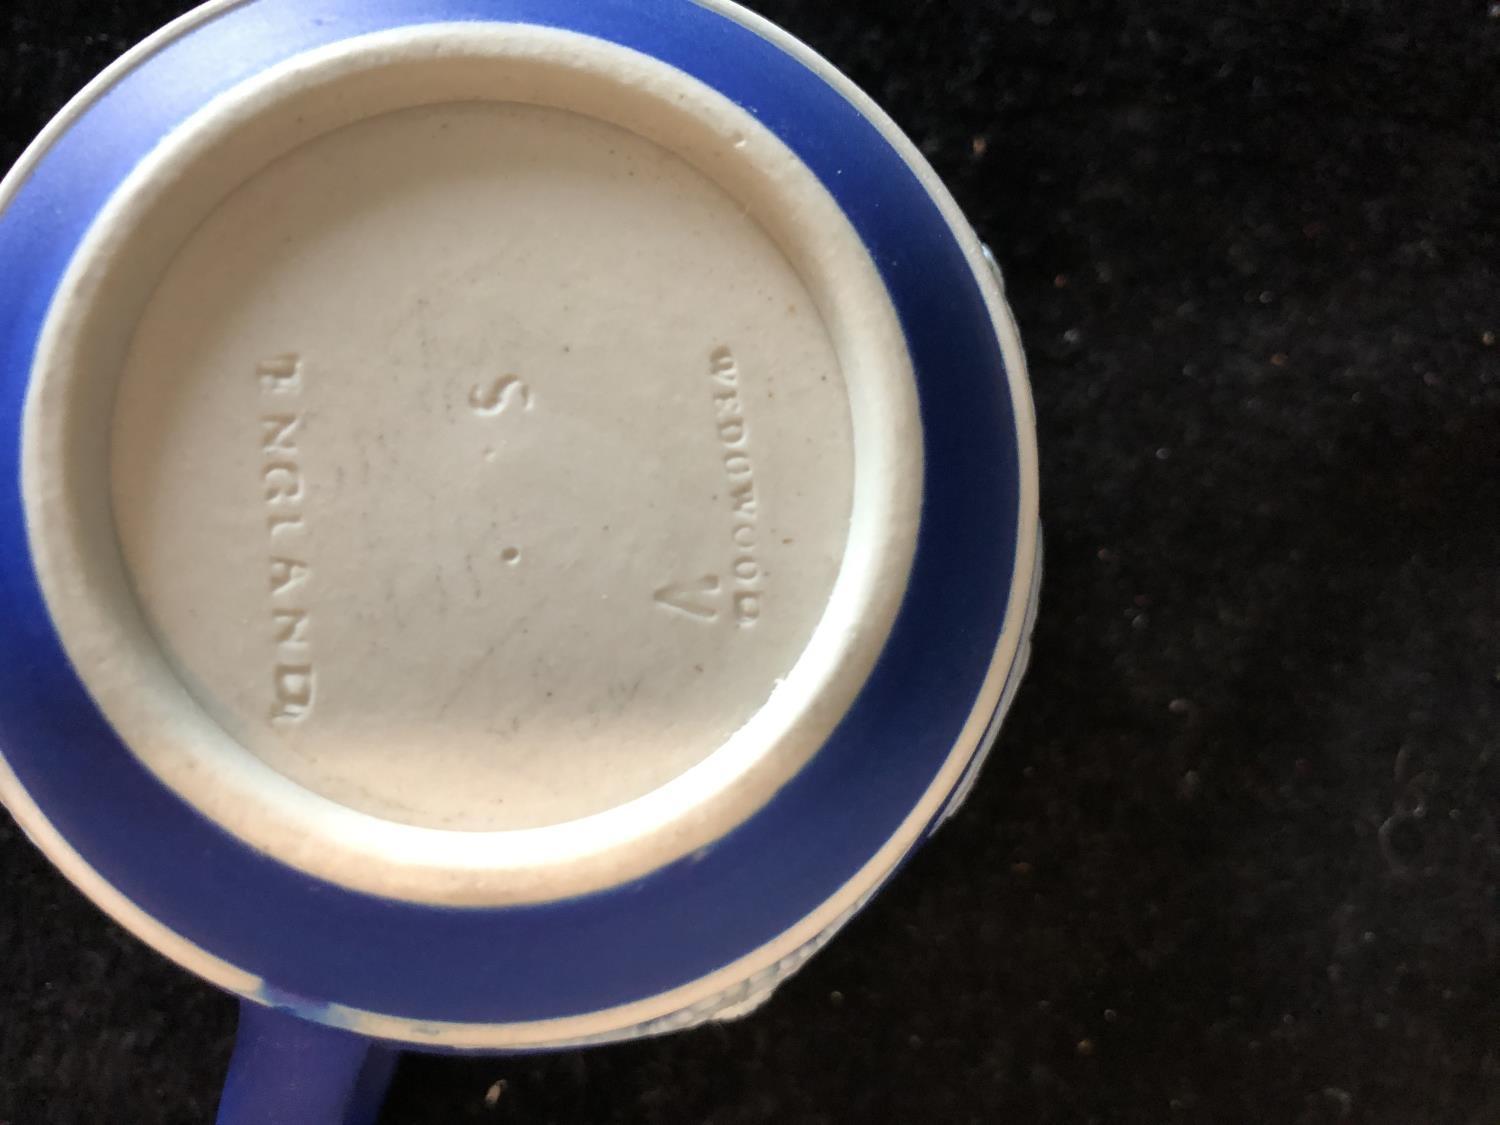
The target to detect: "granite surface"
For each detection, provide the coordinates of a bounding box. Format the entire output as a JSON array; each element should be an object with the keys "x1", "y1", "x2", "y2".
[{"x1": 2, "y1": 1, "x2": 1497, "y2": 1121}]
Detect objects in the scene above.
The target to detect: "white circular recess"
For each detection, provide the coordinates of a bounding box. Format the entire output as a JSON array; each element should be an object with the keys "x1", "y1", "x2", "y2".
[{"x1": 22, "y1": 25, "x2": 922, "y2": 906}]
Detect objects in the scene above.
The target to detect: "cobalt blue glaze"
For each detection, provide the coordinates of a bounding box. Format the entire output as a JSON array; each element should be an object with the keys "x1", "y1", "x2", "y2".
[
  {"x1": 217, "y1": 1002, "x2": 398, "y2": 1124},
  {"x1": 0, "y1": 0, "x2": 1021, "y2": 1028}
]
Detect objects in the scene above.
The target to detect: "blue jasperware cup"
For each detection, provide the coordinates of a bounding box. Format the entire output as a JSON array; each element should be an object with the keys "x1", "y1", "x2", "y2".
[{"x1": 0, "y1": 2, "x2": 1039, "y2": 1120}]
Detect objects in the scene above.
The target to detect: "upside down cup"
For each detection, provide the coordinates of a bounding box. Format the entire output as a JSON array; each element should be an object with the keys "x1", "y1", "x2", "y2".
[{"x1": 0, "y1": 2, "x2": 1040, "y2": 1120}]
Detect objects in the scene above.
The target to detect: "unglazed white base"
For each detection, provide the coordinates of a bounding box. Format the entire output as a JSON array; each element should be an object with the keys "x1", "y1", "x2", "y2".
[
  {"x1": 111, "y1": 99, "x2": 856, "y2": 833},
  {"x1": 21, "y1": 25, "x2": 922, "y2": 904}
]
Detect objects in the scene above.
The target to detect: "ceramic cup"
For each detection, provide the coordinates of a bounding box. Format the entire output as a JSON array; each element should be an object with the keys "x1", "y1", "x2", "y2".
[{"x1": 0, "y1": 2, "x2": 1039, "y2": 1120}]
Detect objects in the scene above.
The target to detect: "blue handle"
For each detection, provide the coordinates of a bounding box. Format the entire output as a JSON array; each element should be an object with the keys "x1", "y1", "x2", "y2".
[{"x1": 216, "y1": 1001, "x2": 399, "y2": 1125}]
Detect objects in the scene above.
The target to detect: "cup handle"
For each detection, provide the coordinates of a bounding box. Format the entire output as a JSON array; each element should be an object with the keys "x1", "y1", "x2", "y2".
[{"x1": 215, "y1": 1000, "x2": 400, "y2": 1125}]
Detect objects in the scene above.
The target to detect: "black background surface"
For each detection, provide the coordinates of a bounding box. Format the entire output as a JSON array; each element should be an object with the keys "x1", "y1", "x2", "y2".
[{"x1": 2, "y1": 2, "x2": 1498, "y2": 1122}]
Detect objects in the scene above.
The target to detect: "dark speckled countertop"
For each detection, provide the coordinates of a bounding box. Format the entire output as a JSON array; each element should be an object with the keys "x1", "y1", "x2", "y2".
[{"x1": 2, "y1": 2, "x2": 1497, "y2": 1122}]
